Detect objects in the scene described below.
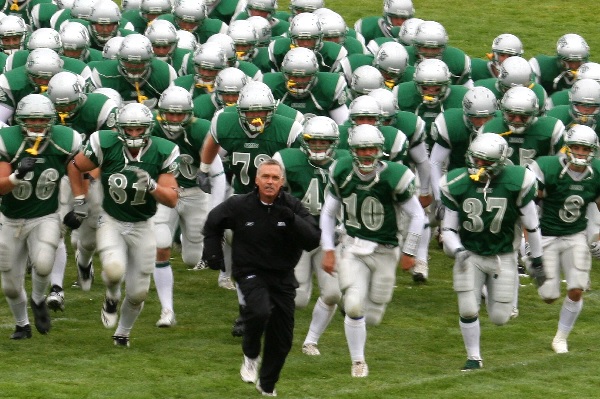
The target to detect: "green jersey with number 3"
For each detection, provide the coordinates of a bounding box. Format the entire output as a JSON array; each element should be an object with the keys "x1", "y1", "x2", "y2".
[
  {"x1": 327, "y1": 157, "x2": 416, "y2": 246},
  {"x1": 84, "y1": 131, "x2": 180, "y2": 222},
  {"x1": 440, "y1": 165, "x2": 537, "y2": 255},
  {"x1": 528, "y1": 154, "x2": 600, "y2": 236},
  {"x1": 0, "y1": 125, "x2": 81, "y2": 219}
]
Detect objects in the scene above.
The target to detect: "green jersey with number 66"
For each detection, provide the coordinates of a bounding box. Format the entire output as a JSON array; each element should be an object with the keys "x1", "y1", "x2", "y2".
[
  {"x1": 0, "y1": 125, "x2": 81, "y2": 219},
  {"x1": 84, "y1": 131, "x2": 180, "y2": 222},
  {"x1": 440, "y1": 165, "x2": 537, "y2": 255},
  {"x1": 327, "y1": 157, "x2": 416, "y2": 246},
  {"x1": 528, "y1": 154, "x2": 600, "y2": 237}
]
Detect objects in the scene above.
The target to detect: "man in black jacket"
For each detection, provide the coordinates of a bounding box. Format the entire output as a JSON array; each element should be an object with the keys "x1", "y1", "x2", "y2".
[{"x1": 203, "y1": 159, "x2": 320, "y2": 397}]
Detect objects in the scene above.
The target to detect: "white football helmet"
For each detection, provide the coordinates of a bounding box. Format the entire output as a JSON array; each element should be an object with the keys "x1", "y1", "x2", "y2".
[
  {"x1": 374, "y1": 41, "x2": 409, "y2": 88},
  {"x1": 576, "y1": 62, "x2": 600, "y2": 83},
  {"x1": 93, "y1": 87, "x2": 124, "y2": 108},
  {"x1": 368, "y1": 88, "x2": 398, "y2": 124},
  {"x1": 564, "y1": 124, "x2": 599, "y2": 167},
  {"x1": 88, "y1": 0, "x2": 121, "y2": 47},
  {"x1": 281, "y1": 47, "x2": 319, "y2": 97},
  {"x1": 500, "y1": 86, "x2": 539, "y2": 133},
  {"x1": 173, "y1": 0, "x2": 206, "y2": 29},
  {"x1": 413, "y1": 20, "x2": 447, "y2": 60},
  {"x1": 60, "y1": 22, "x2": 91, "y2": 60},
  {"x1": 497, "y1": 56, "x2": 533, "y2": 93},
  {"x1": 247, "y1": 16, "x2": 272, "y2": 47},
  {"x1": 214, "y1": 67, "x2": 249, "y2": 107},
  {"x1": 56, "y1": 0, "x2": 76, "y2": 9},
  {"x1": 121, "y1": 0, "x2": 142, "y2": 11},
  {"x1": 466, "y1": 133, "x2": 509, "y2": 179},
  {"x1": 490, "y1": 33, "x2": 524, "y2": 69},
  {"x1": 383, "y1": 0, "x2": 415, "y2": 27},
  {"x1": 398, "y1": 17, "x2": 423, "y2": 46},
  {"x1": 462, "y1": 87, "x2": 498, "y2": 133},
  {"x1": 314, "y1": 8, "x2": 347, "y2": 45},
  {"x1": 348, "y1": 124, "x2": 385, "y2": 172},
  {"x1": 245, "y1": 0, "x2": 278, "y2": 20},
  {"x1": 47, "y1": 71, "x2": 86, "y2": 118},
  {"x1": 237, "y1": 81, "x2": 277, "y2": 134},
  {"x1": 193, "y1": 42, "x2": 228, "y2": 88},
  {"x1": 568, "y1": 78, "x2": 600, "y2": 126},
  {"x1": 15, "y1": 94, "x2": 57, "y2": 140},
  {"x1": 116, "y1": 103, "x2": 154, "y2": 148},
  {"x1": 140, "y1": 0, "x2": 173, "y2": 21},
  {"x1": 26, "y1": 48, "x2": 64, "y2": 90},
  {"x1": 557, "y1": 33, "x2": 590, "y2": 77},
  {"x1": 349, "y1": 95, "x2": 383, "y2": 126},
  {"x1": 27, "y1": 28, "x2": 62, "y2": 52},
  {"x1": 289, "y1": 12, "x2": 323, "y2": 50},
  {"x1": 176, "y1": 29, "x2": 198, "y2": 52},
  {"x1": 414, "y1": 58, "x2": 451, "y2": 105},
  {"x1": 145, "y1": 19, "x2": 178, "y2": 62},
  {"x1": 290, "y1": 0, "x2": 323, "y2": 16},
  {"x1": 301, "y1": 115, "x2": 339, "y2": 162},
  {"x1": 206, "y1": 33, "x2": 237, "y2": 66},
  {"x1": 0, "y1": 15, "x2": 28, "y2": 55},
  {"x1": 227, "y1": 20, "x2": 258, "y2": 61},
  {"x1": 117, "y1": 34, "x2": 154, "y2": 81},
  {"x1": 102, "y1": 36, "x2": 124, "y2": 59},
  {"x1": 157, "y1": 85, "x2": 194, "y2": 137},
  {"x1": 71, "y1": 0, "x2": 97, "y2": 19},
  {"x1": 350, "y1": 65, "x2": 385, "y2": 98}
]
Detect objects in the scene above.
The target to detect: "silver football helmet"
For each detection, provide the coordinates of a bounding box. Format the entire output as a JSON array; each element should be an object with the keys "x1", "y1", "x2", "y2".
[
  {"x1": 93, "y1": 87, "x2": 124, "y2": 108},
  {"x1": 27, "y1": 28, "x2": 62, "y2": 52},
  {"x1": 71, "y1": 0, "x2": 97, "y2": 19},
  {"x1": 557, "y1": 33, "x2": 590, "y2": 78},
  {"x1": 490, "y1": 33, "x2": 524, "y2": 69},
  {"x1": 414, "y1": 58, "x2": 451, "y2": 105},
  {"x1": 246, "y1": 0, "x2": 278, "y2": 20},
  {"x1": 173, "y1": 0, "x2": 206, "y2": 30},
  {"x1": 564, "y1": 124, "x2": 599, "y2": 167},
  {"x1": 227, "y1": 20, "x2": 258, "y2": 61},
  {"x1": 500, "y1": 86, "x2": 539, "y2": 133},
  {"x1": 26, "y1": 48, "x2": 64, "y2": 91},
  {"x1": 383, "y1": 0, "x2": 415, "y2": 27},
  {"x1": 413, "y1": 20, "x2": 447, "y2": 60},
  {"x1": 176, "y1": 29, "x2": 198, "y2": 52},
  {"x1": 193, "y1": 42, "x2": 228, "y2": 89},
  {"x1": 206, "y1": 33, "x2": 237, "y2": 66},
  {"x1": 568, "y1": 78, "x2": 600, "y2": 126},
  {"x1": 374, "y1": 41, "x2": 409, "y2": 88},
  {"x1": 497, "y1": 55, "x2": 533, "y2": 93},
  {"x1": 301, "y1": 116, "x2": 339, "y2": 162},
  {"x1": 116, "y1": 103, "x2": 154, "y2": 148},
  {"x1": 60, "y1": 22, "x2": 91, "y2": 60},
  {"x1": 349, "y1": 95, "x2": 383, "y2": 126},
  {"x1": 102, "y1": 36, "x2": 124, "y2": 59},
  {"x1": 350, "y1": 65, "x2": 385, "y2": 98},
  {"x1": 462, "y1": 87, "x2": 498, "y2": 133},
  {"x1": 47, "y1": 71, "x2": 87, "y2": 119},
  {"x1": 314, "y1": 9, "x2": 347, "y2": 45},
  {"x1": 247, "y1": 16, "x2": 272, "y2": 47},
  {"x1": 237, "y1": 81, "x2": 277, "y2": 134},
  {"x1": 289, "y1": 12, "x2": 323, "y2": 50},
  {"x1": 398, "y1": 17, "x2": 423, "y2": 46},
  {"x1": 290, "y1": 0, "x2": 323, "y2": 16},
  {"x1": 144, "y1": 19, "x2": 178, "y2": 62},
  {"x1": 121, "y1": 0, "x2": 142, "y2": 11},
  {"x1": 117, "y1": 34, "x2": 154, "y2": 81},
  {"x1": 348, "y1": 124, "x2": 385, "y2": 172},
  {"x1": 140, "y1": 0, "x2": 173, "y2": 21},
  {"x1": 88, "y1": 0, "x2": 121, "y2": 47},
  {"x1": 157, "y1": 85, "x2": 194, "y2": 137},
  {"x1": 281, "y1": 47, "x2": 319, "y2": 97},
  {"x1": 466, "y1": 133, "x2": 509, "y2": 179},
  {"x1": 0, "y1": 15, "x2": 28, "y2": 55},
  {"x1": 368, "y1": 88, "x2": 398, "y2": 124},
  {"x1": 56, "y1": 0, "x2": 76, "y2": 9},
  {"x1": 214, "y1": 67, "x2": 249, "y2": 107},
  {"x1": 15, "y1": 94, "x2": 57, "y2": 140},
  {"x1": 576, "y1": 62, "x2": 600, "y2": 83}
]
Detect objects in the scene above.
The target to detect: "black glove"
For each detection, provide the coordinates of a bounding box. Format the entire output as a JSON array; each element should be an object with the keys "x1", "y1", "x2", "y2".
[
  {"x1": 63, "y1": 197, "x2": 88, "y2": 230},
  {"x1": 15, "y1": 157, "x2": 36, "y2": 179},
  {"x1": 272, "y1": 203, "x2": 295, "y2": 225},
  {"x1": 196, "y1": 171, "x2": 211, "y2": 194},
  {"x1": 63, "y1": 211, "x2": 83, "y2": 229},
  {"x1": 434, "y1": 199, "x2": 445, "y2": 221},
  {"x1": 205, "y1": 257, "x2": 225, "y2": 271},
  {"x1": 530, "y1": 256, "x2": 546, "y2": 287}
]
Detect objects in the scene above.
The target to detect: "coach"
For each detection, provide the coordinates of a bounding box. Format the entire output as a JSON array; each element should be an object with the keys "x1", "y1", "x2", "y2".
[{"x1": 202, "y1": 159, "x2": 321, "y2": 396}]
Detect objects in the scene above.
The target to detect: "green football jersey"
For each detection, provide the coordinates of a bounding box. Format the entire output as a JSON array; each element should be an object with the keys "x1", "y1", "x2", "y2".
[
  {"x1": 389, "y1": 110, "x2": 426, "y2": 148},
  {"x1": 481, "y1": 115, "x2": 565, "y2": 166},
  {"x1": 192, "y1": 93, "x2": 219, "y2": 120},
  {"x1": 30, "y1": 2, "x2": 57, "y2": 29},
  {"x1": 4, "y1": 50, "x2": 89, "y2": 78},
  {"x1": 337, "y1": 123, "x2": 408, "y2": 164},
  {"x1": 474, "y1": 78, "x2": 548, "y2": 112},
  {"x1": 549, "y1": 89, "x2": 569, "y2": 108},
  {"x1": 327, "y1": 157, "x2": 416, "y2": 246},
  {"x1": 156, "y1": 14, "x2": 227, "y2": 43},
  {"x1": 211, "y1": 112, "x2": 302, "y2": 194},
  {"x1": 431, "y1": 108, "x2": 475, "y2": 172},
  {"x1": 151, "y1": 117, "x2": 209, "y2": 189},
  {"x1": 528, "y1": 155, "x2": 600, "y2": 236},
  {"x1": 173, "y1": 74, "x2": 213, "y2": 99},
  {"x1": 470, "y1": 58, "x2": 495, "y2": 82},
  {"x1": 0, "y1": 125, "x2": 80, "y2": 218},
  {"x1": 546, "y1": 105, "x2": 600, "y2": 135},
  {"x1": 84, "y1": 131, "x2": 180, "y2": 222},
  {"x1": 268, "y1": 37, "x2": 346, "y2": 73},
  {"x1": 234, "y1": 12, "x2": 289, "y2": 36},
  {"x1": 406, "y1": 46, "x2": 471, "y2": 86},
  {"x1": 530, "y1": 54, "x2": 573, "y2": 95},
  {"x1": 250, "y1": 47, "x2": 273, "y2": 74},
  {"x1": 0, "y1": 65, "x2": 36, "y2": 113},
  {"x1": 222, "y1": 103, "x2": 304, "y2": 124},
  {"x1": 441, "y1": 165, "x2": 537, "y2": 255},
  {"x1": 354, "y1": 16, "x2": 392, "y2": 44},
  {"x1": 206, "y1": 0, "x2": 239, "y2": 24},
  {"x1": 263, "y1": 71, "x2": 348, "y2": 118},
  {"x1": 55, "y1": 93, "x2": 118, "y2": 139}
]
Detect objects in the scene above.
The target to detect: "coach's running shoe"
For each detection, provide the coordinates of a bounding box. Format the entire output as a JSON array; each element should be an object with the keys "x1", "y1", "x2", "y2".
[
  {"x1": 412, "y1": 259, "x2": 429, "y2": 283},
  {"x1": 256, "y1": 380, "x2": 277, "y2": 396},
  {"x1": 188, "y1": 260, "x2": 209, "y2": 271},
  {"x1": 218, "y1": 275, "x2": 236, "y2": 290},
  {"x1": 156, "y1": 309, "x2": 176, "y2": 327},
  {"x1": 76, "y1": 252, "x2": 94, "y2": 292},
  {"x1": 552, "y1": 336, "x2": 568, "y2": 354},
  {"x1": 46, "y1": 285, "x2": 65, "y2": 312},
  {"x1": 112, "y1": 334, "x2": 130, "y2": 348},
  {"x1": 10, "y1": 324, "x2": 32, "y2": 340},
  {"x1": 240, "y1": 355, "x2": 260, "y2": 383},
  {"x1": 461, "y1": 359, "x2": 483, "y2": 371},
  {"x1": 351, "y1": 361, "x2": 369, "y2": 377},
  {"x1": 232, "y1": 316, "x2": 245, "y2": 337},
  {"x1": 30, "y1": 297, "x2": 51, "y2": 334},
  {"x1": 101, "y1": 297, "x2": 119, "y2": 328},
  {"x1": 302, "y1": 343, "x2": 321, "y2": 356}
]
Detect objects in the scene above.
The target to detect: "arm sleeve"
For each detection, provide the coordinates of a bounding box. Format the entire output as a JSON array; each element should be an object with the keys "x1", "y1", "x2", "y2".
[
  {"x1": 320, "y1": 192, "x2": 342, "y2": 251},
  {"x1": 520, "y1": 200, "x2": 542, "y2": 258},
  {"x1": 209, "y1": 155, "x2": 226, "y2": 209},
  {"x1": 441, "y1": 208, "x2": 463, "y2": 257},
  {"x1": 429, "y1": 144, "x2": 451, "y2": 200},
  {"x1": 408, "y1": 142, "x2": 431, "y2": 196},
  {"x1": 398, "y1": 195, "x2": 426, "y2": 257}
]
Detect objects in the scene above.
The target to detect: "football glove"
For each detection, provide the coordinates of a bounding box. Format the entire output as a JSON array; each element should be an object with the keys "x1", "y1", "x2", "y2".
[{"x1": 196, "y1": 171, "x2": 211, "y2": 194}]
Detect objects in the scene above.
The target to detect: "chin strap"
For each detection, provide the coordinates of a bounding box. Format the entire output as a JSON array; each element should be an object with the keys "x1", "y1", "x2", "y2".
[
  {"x1": 25, "y1": 136, "x2": 43, "y2": 156},
  {"x1": 195, "y1": 82, "x2": 214, "y2": 92},
  {"x1": 38, "y1": 85, "x2": 48, "y2": 93},
  {"x1": 10, "y1": 0, "x2": 19, "y2": 11},
  {"x1": 469, "y1": 167, "x2": 485, "y2": 182},
  {"x1": 499, "y1": 130, "x2": 513, "y2": 137},
  {"x1": 134, "y1": 81, "x2": 148, "y2": 103},
  {"x1": 384, "y1": 79, "x2": 395, "y2": 89},
  {"x1": 58, "y1": 113, "x2": 69, "y2": 125}
]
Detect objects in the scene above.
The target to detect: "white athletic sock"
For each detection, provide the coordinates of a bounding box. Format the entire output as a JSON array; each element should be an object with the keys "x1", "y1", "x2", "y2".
[
  {"x1": 557, "y1": 297, "x2": 583, "y2": 336},
  {"x1": 344, "y1": 315, "x2": 366, "y2": 363},
  {"x1": 304, "y1": 297, "x2": 336, "y2": 346},
  {"x1": 459, "y1": 317, "x2": 481, "y2": 360},
  {"x1": 7, "y1": 289, "x2": 29, "y2": 326},
  {"x1": 50, "y1": 239, "x2": 67, "y2": 288},
  {"x1": 114, "y1": 299, "x2": 144, "y2": 336},
  {"x1": 31, "y1": 271, "x2": 49, "y2": 304},
  {"x1": 154, "y1": 263, "x2": 174, "y2": 311}
]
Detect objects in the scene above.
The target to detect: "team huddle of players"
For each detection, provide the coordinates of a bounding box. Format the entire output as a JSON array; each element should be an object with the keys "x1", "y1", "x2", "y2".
[{"x1": 0, "y1": 0, "x2": 598, "y2": 385}]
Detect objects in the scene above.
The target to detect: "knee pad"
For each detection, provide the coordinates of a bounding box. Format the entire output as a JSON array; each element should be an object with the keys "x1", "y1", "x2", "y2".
[
  {"x1": 343, "y1": 293, "x2": 364, "y2": 319},
  {"x1": 294, "y1": 287, "x2": 311, "y2": 309},
  {"x1": 488, "y1": 302, "x2": 512, "y2": 326},
  {"x1": 181, "y1": 245, "x2": 202, "y2": 267},
  {"x1": 154, "y1": 222, "x2": 174, "y2": 249},
  {"x1": 365, "y1": 300, "x2": 386, "y2": 326},
  {"x1": 102, "y1": 261, "x2": 126, "y2": 284}
]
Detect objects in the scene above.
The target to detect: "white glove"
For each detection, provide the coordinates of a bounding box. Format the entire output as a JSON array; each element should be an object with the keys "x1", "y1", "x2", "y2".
[
  {"x1": 135, "y1": 168, "x2": 157, "y2": 192},
  {"x1": 590, "y1": 242, "x2": 600, "y2": 259}
]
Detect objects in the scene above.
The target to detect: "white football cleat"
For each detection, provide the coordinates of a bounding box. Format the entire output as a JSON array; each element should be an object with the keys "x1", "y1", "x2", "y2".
[
  {"x1": 240, "y1": 355, "x2": 260, "y2": 383},
  {"x1": 218, "y1": 276, "x2": 236, "y2": 290},
  {"x1": 351, "y1": 361, "x2": 369, "y2": 377},
  {"x1": 156, "y1": 309, "x2": 176, "y2": 327},
  {"x1": 552, "y1": 336, "x2": 568, "y2": 354},
  {"x1": 101, "y1": 297, "x2": 119, "y2": 329},
  {"x1": 302, "y1": 343, "x2": 320, "y2": 356}
]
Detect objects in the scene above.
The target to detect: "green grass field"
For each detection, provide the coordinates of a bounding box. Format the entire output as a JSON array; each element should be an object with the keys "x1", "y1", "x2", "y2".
[{"x1": 2, "y1": 1, "x2": 600, "y2": 398}]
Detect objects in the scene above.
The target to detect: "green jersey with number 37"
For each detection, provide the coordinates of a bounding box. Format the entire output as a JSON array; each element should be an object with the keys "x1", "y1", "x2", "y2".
[
  {"x1": 83, "y1": 131, "x2": 180, "y2": 222},
  {"x1": 440, "y1": 165, "x2": 537, "y2": 255}
]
